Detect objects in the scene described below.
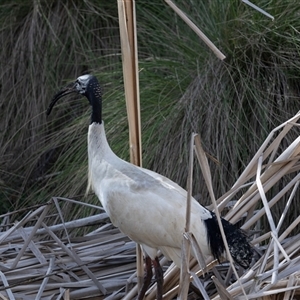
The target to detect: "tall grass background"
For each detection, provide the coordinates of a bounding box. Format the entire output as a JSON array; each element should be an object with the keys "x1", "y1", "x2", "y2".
[{"x1": 0, "y1": 0, "x2": 300, "y2": 230}]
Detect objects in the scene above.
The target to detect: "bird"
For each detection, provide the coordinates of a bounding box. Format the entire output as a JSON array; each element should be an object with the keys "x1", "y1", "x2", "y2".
[{"x1": 47, "y1": 74, "x2": 253, "y2": 300}]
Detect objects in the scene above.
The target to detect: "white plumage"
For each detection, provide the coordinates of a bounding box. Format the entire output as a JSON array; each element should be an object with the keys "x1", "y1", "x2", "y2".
[
  {"x1": 87, "y1": 122, "x2": 212, "y2": 267},
  {"x1": 47, "y1": 74, "x2": 253, "y2": 300}
]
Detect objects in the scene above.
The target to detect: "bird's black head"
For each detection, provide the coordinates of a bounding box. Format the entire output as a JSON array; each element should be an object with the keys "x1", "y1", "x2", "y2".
[
  {"x1": 74, "y1": 74, "x2": 100, "y2": 97},
  {"x1": 47, "y1": 74, "x2": 102, "y2": 124}
]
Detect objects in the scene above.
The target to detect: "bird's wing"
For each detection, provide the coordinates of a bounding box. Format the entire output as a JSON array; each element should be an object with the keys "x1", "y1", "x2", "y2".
[
  {"x1": 92, "y1": 160, "x2": 212, "y2": 263},
  {"x1": 137, "y1": 166, "x2": 189, "y2": 199}
]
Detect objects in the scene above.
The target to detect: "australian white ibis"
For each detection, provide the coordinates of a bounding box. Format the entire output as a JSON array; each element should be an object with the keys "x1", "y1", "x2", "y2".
[{"x1": 47, "y1": 74, "x2": 253, "y2": 300}]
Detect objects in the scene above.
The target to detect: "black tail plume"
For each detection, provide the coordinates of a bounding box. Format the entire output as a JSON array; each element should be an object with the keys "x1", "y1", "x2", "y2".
[{"x1": 204, "y1": 212, "x2": 253, "y2": 268}]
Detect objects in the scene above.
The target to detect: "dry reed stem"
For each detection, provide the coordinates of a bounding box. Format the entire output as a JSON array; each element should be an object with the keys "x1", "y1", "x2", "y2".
[
  {"x1": 164, "y1": 0, "x2": 226, "y2": 60},
  {"x1": 117, "y1": 0, "x2": 142, "y2": 165},
  {"x1": 242, "y1": 0, "x2": 274, "y2": 20},
  {"x1": 177, "y1": 133, "x2": 195, "y2": 299},
  {"x1": 118, "y1": 0, "x2": 143, "y2": 295},
  {"x1": 194, "y1": 134, "x2": 249, "y2": 299}
]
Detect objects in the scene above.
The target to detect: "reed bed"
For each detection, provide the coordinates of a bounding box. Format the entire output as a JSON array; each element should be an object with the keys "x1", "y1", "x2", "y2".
[
  {"x1": 0, "y1": 199, "x2": 136, "y2": 300},
  {"x1": 1, "y1": 112, "x2": 300, "y2": 299}
]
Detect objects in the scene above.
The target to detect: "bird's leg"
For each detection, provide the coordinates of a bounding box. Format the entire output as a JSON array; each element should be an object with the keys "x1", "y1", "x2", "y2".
[
  {"x1": 153, "y1": 257, "x2": 163, "y2": 300},
  {"x1": 137, "y1": 256, "x2": 152, "y2": 300}
]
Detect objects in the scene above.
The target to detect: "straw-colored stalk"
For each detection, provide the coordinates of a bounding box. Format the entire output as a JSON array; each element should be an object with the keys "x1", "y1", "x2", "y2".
[
  {"x1": 177, "y1": 133, "x2": 195, "y2": 299},
  {"x1": 164, "y1": 0, "x2": 226, "y2": 60},
  {"x1": 117, "y1": 0, "x2": 143, "y2": 295}
]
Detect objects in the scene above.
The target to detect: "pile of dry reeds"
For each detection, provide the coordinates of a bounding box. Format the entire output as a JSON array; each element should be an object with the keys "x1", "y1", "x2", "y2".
[
  {"x1": 1, "y1": 111, "x2": 300, "y2": 299},
  {"x1": 0, "y1": 198, "x2": 137, "y2": 300}
]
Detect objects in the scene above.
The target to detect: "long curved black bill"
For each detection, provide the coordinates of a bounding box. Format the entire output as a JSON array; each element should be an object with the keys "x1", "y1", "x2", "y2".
[{"x1": 46, "y1": 82, "x2": 77, "y2": 115}]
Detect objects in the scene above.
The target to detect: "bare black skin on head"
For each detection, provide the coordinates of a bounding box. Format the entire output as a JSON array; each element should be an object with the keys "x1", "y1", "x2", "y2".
[{"x1": 47, "y1": 74, "x2": 102, "y2": 124}]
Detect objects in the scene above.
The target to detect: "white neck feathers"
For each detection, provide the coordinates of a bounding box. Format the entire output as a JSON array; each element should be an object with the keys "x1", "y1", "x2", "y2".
[{"x1": 86, "y1": 122, "x2": 116, "y2": 194}]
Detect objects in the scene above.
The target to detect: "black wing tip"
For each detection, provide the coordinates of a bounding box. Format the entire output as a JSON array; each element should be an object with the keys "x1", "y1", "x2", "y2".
[
  {"x1": 220, "y1": 217, "x2": 253, "y2": 268},
  {"x1": 204, "y1": 212, "x2": 253, "y2": 268}
]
